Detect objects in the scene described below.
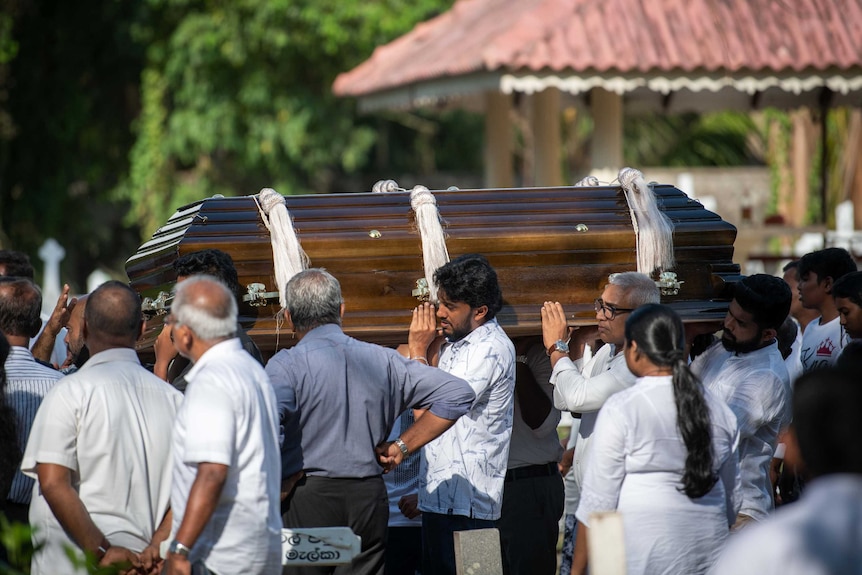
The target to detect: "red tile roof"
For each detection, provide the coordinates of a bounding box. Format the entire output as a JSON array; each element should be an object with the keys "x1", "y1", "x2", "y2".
[{"x1": 333, "y1": 0, "x2": 862, "y2": 97}]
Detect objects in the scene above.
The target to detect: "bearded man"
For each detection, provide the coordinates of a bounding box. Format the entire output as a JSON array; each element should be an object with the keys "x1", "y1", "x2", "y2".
[{"x1": 691, "y1": 274, "x2": 793, "y2": 530}]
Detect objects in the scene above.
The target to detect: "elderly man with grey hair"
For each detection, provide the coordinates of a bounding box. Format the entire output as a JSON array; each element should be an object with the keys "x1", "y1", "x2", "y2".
[
  {"x1": 266, "y1": 268, "x2": 475, "y2": 575},
  {"x1": 163, "y1": 275, "x2": 282, "y2": 575},
  {"x1": 540, "y1": 271, "x2": 660, "y2": 574}
]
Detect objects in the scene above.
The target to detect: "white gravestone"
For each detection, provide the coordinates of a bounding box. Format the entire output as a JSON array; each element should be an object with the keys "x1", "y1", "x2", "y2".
[{"x1": 38, "y1": 238, "x2": 65, "y2": 316}]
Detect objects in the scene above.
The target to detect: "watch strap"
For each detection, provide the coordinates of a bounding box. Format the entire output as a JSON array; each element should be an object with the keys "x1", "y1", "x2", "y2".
[
  {"x1": 394, "y1": 437, "x2": 410, "y2": 457},
  {"x1": 169, "y1": 540, "x2": 192, "y2": 558}
]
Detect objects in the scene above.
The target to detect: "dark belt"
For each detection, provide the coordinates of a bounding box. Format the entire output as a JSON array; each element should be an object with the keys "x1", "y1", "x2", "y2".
[{"x1": 504, "y1": 462, "x2": 558, "y2": 482}]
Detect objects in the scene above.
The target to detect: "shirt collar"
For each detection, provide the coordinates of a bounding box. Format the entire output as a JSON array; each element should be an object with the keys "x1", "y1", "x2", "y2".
[
  {"x1": 79, "y1": 347, "x2": 142, "y2": 370},
  {"x1": 297, "y1": 323, "x2": 343, "y2": 344},
  {"x1": 185, "y1": 338, "x2": 242, "y2": 381},
  {"x1": 8, "y1": 346, "x2": 36, "y2": 361},
  {"x1": 733, "y1": 339, "x2": 780, "y2": 359},
  {"x1": 441, "y1": 317, "x2": 500, "y2": 351}
]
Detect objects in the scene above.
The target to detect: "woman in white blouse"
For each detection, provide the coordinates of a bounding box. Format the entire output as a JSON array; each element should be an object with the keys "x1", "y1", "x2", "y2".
[{"x1": 574, "y1": 304, "x2": 740, "y2": 575}]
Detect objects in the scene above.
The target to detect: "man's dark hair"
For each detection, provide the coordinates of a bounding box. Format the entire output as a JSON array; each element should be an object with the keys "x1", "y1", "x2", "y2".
[
  {"x1": 0, "y1": 277, "x2": 42, "y2": 337},
  {"x1": 798, "y1": 247, "x2": 857, "y2": 284},
  {"x1": 0, "y1": 250, "x2": 34, "y2": 279},
  {"x1": 782, "y1": 260, "x2": 799, "y2": 274},
  {"x1": 832, "y1": 271, "x2": 862, "y2": 308},
  {"x1": 433, "y1": 254, "x2": 503, "y2": 319},
  {"x1": 85, "y1": 281, "x2": 142, "y2": 341},
  {"x1": 173, "y1": 249, "x2": 241, "y2": 299},
  {"x1": 733, "y1": 274, "x2": 791, "y2": 331},
  {"x1": 776, "y1": 316, "x2": 798, "y2": 360},
  {"x1": 793, "y1": 367, "x2": 862, "y2": 477}
]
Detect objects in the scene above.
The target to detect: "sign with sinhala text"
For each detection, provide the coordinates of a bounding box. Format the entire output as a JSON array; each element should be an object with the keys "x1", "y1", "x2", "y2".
[{"x1": 281, "y1": 527, "x2": 361, "y2": 566}]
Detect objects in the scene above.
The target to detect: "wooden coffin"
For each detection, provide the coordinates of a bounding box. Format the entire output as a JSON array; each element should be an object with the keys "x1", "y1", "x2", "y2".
[{"x1": 126, "y1": 184, "x2": 741, "y2": 360}]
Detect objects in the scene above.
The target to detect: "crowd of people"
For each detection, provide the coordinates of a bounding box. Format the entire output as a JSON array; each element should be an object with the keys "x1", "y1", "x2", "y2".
[{"x1": 0, "y1": 244, "x2": 860, "y2": 575}]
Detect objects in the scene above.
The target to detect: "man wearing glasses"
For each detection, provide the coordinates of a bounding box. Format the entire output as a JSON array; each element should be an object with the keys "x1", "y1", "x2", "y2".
[{"x1": 540, "y1": 271, "x2": 659, "y2": 573}]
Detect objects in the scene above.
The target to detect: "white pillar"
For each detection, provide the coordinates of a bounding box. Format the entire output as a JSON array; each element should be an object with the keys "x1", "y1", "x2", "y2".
[
  {"x1": 531, "y1": 88, "x2": 562, "y2": 187},
  {"x1": 483, "y1": 92, "x2": 513, "y2": 188},
  {"x1": 38, "y1": 238, "x2": 65, "y2": 316},
  {"x1": 591, "y1": 88, "x2": 623, "y2": 175}
]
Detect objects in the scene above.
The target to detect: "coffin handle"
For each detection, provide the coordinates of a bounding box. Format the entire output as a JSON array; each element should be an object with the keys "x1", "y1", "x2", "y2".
[{"x1": 243, "y1": 282, "x2": 281, "y2": 307}]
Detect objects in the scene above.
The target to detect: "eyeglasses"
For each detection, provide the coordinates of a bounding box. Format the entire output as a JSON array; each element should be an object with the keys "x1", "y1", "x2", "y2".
[
  {"x1": 594, "y1": 299, "x2": 635, "y2": 320},
  {"x1": 164, "y1": 314, "x2": 182, "y2": 328}
]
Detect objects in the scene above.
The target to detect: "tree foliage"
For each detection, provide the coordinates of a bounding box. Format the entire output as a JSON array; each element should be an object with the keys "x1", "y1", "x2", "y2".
[{"x1": 118, "y1": 0, "x2": 457, "y2": 237}]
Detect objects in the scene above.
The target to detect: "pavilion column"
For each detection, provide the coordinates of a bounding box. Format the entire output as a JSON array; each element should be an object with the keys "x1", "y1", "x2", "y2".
[
  {"x1": 531, "y1": 87, "x2": 562, "y2": 187},
  {"x1": 484, "y1": 92, "x2": 513, "y2": 188},
  {"x1": 591, "y1": 88, "x2": 623, "y2": 175},
  {"x1": 790, "y1": 109, "x2": 813, "y2": 227}
]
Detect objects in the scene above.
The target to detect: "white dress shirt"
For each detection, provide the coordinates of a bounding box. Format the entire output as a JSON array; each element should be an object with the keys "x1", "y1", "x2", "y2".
[
  {"x1": 170, "y1": 338, "x2": 282, "y2": 575},
  {"x1": 692, "y1": 340, "x2": 791, "y2": 521},
  {"x1": 22, "y1": 348, "x2": 182, "y2": 575}
]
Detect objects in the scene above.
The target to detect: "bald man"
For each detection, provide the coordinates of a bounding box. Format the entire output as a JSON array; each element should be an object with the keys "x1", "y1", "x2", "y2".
[
  {"x1": 163, "y1": 276, "x2": 281, "y2": 575},
  {"x1": 22, "y1": 281, "x2": 182, "y2": 574}
]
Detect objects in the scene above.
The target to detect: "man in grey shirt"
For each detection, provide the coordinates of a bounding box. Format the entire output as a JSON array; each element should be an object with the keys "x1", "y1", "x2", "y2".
[{"x1": 266, "y1": 269, "x2": 475, "y2": 575}]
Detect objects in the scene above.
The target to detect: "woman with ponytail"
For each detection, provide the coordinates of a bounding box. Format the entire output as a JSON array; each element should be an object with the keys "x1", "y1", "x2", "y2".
[{"x1": 573, "y1": 304, "x2": 740, "y2": 574}]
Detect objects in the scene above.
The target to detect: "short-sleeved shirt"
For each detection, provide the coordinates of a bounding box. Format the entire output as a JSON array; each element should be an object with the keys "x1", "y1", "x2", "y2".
[
  {"x1": 419, "y1": 318, "x2": 516, "y2": 520},
  {"x1": 170, "y1": 338, "x2": 282, "y2": 575},
  {"x1": 692, "y1": 340, "x2": 791, "y2": 520},
  {"x1": 4, "y1": 346, "x2": 62, "y2": 504},
  {"x1": 800, "y1": 315, "x2": 846, "y2": 372},
  {"x1": 21, "y1": 348, "x2": 182, "y2": 575},
  {"x1": 266, "y1": 323, "x2": 475, "y2": 479}
]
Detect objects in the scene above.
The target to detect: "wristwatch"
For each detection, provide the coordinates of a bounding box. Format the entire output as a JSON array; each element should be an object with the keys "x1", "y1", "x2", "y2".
[
  {"x1": 394, "y1": 437, "x2": 410, "y2": 458},
  {"x1": 168, "y1": 540, "x2": 191, "y2": 558},
  {"x1": 547, "y1": 339, "x2": 570, "y2": 356}
]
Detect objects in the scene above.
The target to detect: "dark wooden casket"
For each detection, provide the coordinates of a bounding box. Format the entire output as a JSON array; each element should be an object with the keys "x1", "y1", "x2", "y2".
[{"x1": 126, "y1": 184, "x2": 741, "y2": 360}]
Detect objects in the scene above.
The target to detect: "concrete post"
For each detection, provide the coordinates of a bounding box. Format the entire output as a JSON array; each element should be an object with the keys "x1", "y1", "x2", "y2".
[
  {"x1": 591, "y1": 88, "x2": 623, "y2": 174},
  {"x1": 484, "y1": 92, "x2": 514, "y2": 188},
  {"x1": 532, "y1": 87, "x2": 562, "y2": 187}
]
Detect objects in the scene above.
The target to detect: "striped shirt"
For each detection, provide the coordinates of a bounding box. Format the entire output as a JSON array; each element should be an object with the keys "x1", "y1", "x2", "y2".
[{"x1": 5, "y1": 346, "x2": 62, "y2": 504}]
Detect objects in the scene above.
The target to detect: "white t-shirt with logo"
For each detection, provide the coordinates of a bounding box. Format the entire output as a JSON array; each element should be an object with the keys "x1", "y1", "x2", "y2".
[{"x1": 801, "y1": 316, "x2": 845, "y2": 372}]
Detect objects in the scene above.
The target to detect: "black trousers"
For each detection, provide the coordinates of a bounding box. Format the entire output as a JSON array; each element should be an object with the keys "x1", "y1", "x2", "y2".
[
  {"x1": 384, "y1": 526, "x2": 421, "y2": 575},
  {"x1": 282, "y1": 475, "x2": 389, "y2": 575},
  {"x1": 496, "y1": 469, "x2": 565, "y2": 575}
]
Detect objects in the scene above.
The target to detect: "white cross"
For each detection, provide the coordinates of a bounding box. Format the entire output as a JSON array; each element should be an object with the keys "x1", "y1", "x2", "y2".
[{"x1": 38, "y1": 238, "x2": 65, "y2": 316}]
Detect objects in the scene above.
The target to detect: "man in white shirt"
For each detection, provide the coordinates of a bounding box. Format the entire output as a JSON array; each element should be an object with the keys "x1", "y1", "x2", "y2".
[
  {"x1": 710, "y1": 367, "x2": 862, "y2": 575},
  {"x1": 22, "y1": 281, "x2": 182, "y2": 574},
  {"x1": 796, "y1": 247, "x2": 856, "y2": 371},
  {"x1": 692, "y1": 274, "x2": 792, "y2": 529},
  {"x1": 163, "y1": 276, "x2": 282, "y2": 575},
  {"x1": 406, "y1": 254, "x2": 515, "y2": 575},
  {"x1": 540, "y1": 271, "x2": 659, "y2": 571}
]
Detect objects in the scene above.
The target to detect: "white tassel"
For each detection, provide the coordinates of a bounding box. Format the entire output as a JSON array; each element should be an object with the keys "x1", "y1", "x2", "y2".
[
  {"x1": 618, "y1": 168, "x2": 675, "y2": 276},
  {"x1": 410, "y1": 185, "x2": 450, "y2": 302},
  {"x1": 255, "y1": 188, "x2": 309, "y2": 309}
]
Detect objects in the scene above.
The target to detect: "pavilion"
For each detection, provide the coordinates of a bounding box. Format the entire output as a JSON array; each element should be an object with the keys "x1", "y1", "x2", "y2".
[{"x1": 334, "y1": 0, "x2": 862, "y2": 225}]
